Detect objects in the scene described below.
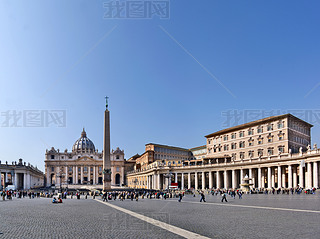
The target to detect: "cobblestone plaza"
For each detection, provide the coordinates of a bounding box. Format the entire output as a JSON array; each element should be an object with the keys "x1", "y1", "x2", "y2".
[{"x1": 1, "y1": 193, "x2": 320, "y2": 239}]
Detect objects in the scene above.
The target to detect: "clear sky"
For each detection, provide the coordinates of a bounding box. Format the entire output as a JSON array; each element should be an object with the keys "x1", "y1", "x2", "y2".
[{"x1": 0, "y1": 0, "x2": 319, "y2": 171}]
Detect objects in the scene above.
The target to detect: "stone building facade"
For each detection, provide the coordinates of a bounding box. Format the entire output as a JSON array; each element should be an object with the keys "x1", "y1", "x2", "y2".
[
  {"x1": 45, "y1": 129, "x2": 128, "y2": 188},
  {"x1": 0, "y1": 159, "x2": 44, "y2": 190},
  {"x1": 127, "y1": 114, "x2": 319, "y2": 190}
]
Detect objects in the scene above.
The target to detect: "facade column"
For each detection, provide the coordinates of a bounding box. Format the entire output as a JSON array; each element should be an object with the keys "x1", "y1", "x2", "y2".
[
  {"x1": 313, "y1": 162, "x2": 318, "y2": 188},
  {"x1": 240, "y1": 169, "x2": 243, "y2": 185},
  {"x1": 216, "y1": 171, "x2": 221, "y2": 188},
  {"x1": 195, "y1": 172, "x2": 198, "y2": 190},
  {"x1": 202, "y1": 172, "x2": 205, "y2": 190},
  {"x1": 278, "y1": 166, "x2": 282, "y2": 188},
  {"x1": 72, "y1": 166, "x2": 76, "y2": 184},
  {"x1": 75, "y1": 166, "x2": 78, "y2": 184},
  {"x1": 299, "y1": 164, "x2": 304, "y2": 188},
  {"x1": 93, "y1": 166, "x2": 96, "y2": 185},
  {"x1": 65, "y1": 166, "x2": 68, "y2": 185},
  {"x1": 175, "y1": 173, "x2": 178, "y2": 183},
  {"x1": 258, "y1": 168, "x2": 262, "y2": 189},
  {"x1": 288, "y1": 165, "x2": 293, "y2": 188},
  {"x1": 121, "y1": 167, "x2": 125, "y2": 186},
  {"x1": 293, "y1": 165, "x2": 298, "y2": 188},
  {"x1": 188, "y1": 173, "x2": 191, "y2": 189},
  {"x1": 261, "y1": 168, "x2": 265, "y2": 188},
  {"x1": 46, "y1": 170, "x2": 51, "y2": 187},
  {"x1": 181, "y1": 173, "x2": 184, "y2": 190},
  {"x1": 307, "y1": 162, "x2": 312, "y2": 188},
  {"x1": 268, "y1": 167, "x2": 272, "y2": 189},
  {"x1": 271, "y1": 167, "x2": 275, "y2": 188},
  {"x1": 87, "y1": 167, "x2": 91, "y2": 184},
  {"x1": 209, "y1": 171, "x2": 213, "y2": 189},
  {"x1": 80, "y1": 166, "x2": 83, "y2": 184}
]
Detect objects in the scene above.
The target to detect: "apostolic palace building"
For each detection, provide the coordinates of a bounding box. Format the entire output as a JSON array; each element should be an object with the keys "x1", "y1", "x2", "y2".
[
  {"x1": 45, "y1": 129, "x2": 134, "y2": 189},
  {"x1": 127, "y1": 114, "x2": 320, "y2": 191}
]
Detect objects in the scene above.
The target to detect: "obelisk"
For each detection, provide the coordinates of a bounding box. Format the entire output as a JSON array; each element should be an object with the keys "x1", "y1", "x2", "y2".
[{"x1": 103, "y1": 96, "x2": 111, "y2": 191}]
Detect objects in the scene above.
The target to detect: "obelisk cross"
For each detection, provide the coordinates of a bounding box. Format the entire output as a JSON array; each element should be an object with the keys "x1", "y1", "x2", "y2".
[{"x1": 105, "y1": 96, "x2": 109, "y2": 109}]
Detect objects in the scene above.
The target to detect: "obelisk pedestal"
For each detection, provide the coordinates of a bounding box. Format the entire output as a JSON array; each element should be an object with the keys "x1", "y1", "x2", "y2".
[{"x1": 103, "y1": 106, "x2": 111, "y2": 191}]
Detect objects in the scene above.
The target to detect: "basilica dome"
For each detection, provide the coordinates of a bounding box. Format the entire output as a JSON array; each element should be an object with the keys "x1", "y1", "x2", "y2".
[{"x1": 72, "y1": 129, "x2": 95, "y2": 153}]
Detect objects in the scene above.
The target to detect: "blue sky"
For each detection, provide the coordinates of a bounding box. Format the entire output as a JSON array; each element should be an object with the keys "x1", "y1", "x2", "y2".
[{"x1": 0, "y1": 0, "x2": 319, "y2": 171}]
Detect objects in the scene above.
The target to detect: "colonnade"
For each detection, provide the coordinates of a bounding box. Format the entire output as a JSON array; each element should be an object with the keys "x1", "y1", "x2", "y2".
[{"x1": 129, "y1": 161, "x2": 320, "y2": 190}]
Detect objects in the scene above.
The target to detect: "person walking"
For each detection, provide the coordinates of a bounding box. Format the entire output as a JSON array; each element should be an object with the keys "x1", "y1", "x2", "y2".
[
  {"x1": 178, "y1": 193, "x2": 183, "y2": 202},
  {"x1": 221, "y1": 192, "x2": 228, "y2": 202},
  {"x1": 200, "y1": 192, "x2": 206, "y2": 202}
]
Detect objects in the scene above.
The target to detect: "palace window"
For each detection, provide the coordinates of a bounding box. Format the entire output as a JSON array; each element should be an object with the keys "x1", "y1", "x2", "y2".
[
  {"x1": 278, "y1": 131, "x2": 284, "y2": 140},
  {"x1": 278, "y1": 146, "x2": 285, "y2": 153},
  {"x1": 258, "y1": 149, "x2": 263, "y2": 156},
  {"x1": 257, "y1": 126, "x2": 263, "y2": 133},
  {"x1": 268, "y1": 148, "x2": 274, "y2": 155},
  {"x1": 240, "y1": 152, "x2": 245, "y2": 160},
  {"x1": 223, "y1": 135, "x2": 228, "y2": 141},
  {"x1": 239, "y1": 141, "x2": 245, "y2": 148},
  {"x1": 231, "y1": 133, "x2": 236, "y2": 139},
  {"x1": 224, "y1": 145, "x2": 229, "y2": 151},
  {"x1": 248, "y1": 138, "x2": 254, "y2": 146},
  {"x1": 51, "y1": 167, "x2": 54, "y2": 172},
  {"x1": 258, "y1": 136, "x2": 263, "y2": 145},
  {"x1": 267, "y1": 124, "x2": 273, "y2": 131},
  {"x1": 267, "y1": 133, "x2": 273, "y2": 143},
  {"x1": 248, "y1": 151, "x2": 254, "y2": 158},
  {"x1": 248, "y1": 128, "x2": 253, "y2": 135},
  {"x1": 239, "y1": 131, "x2": 244, "y2": 137},
  {"x1": 231, "y1": 143, "x2": 236, "y2": 150},
  {"x1": 277, "y1": 121, "x2": 284, "y2": 129}
]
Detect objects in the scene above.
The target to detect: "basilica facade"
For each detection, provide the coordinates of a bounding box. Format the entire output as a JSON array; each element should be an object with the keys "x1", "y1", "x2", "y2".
[{"x1": 45, "y1": 129, "x2": 130, "y2": 189}]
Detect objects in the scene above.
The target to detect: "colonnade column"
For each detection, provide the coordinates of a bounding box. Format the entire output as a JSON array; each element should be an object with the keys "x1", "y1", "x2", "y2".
[
  {"x1": 188, "y1": 173, "x2": 191, "y2": 189},
  {"x1": 181, "y1": 173, "x2": 184, "y2": 190},
  {"x1": 299, "y1": 164, "x2": 304, "y2": 188},
  {"x1": 216, "y1": 171, "x2": 220, "y2": 189},
  {"x1": 268, "y1": 167, "x2": 272, "y2": 189},
  {"x1": 14, "y1": 173, "x2": 18, "y2": 188},
  {"x1": 195, "y1": 172, "x2": 198, "y2": 190},
  {"x1": 157, "y1": 174, "x2": 161, "y2": 190},
  {"x1": 282, "y1": 167, "x2": 286, "y2": 188},
  {"x1": 293, "y1": 165, "x2": 297, "y2": 188},
  {"x1": 249, "y1": 168, "x2": 253, "y2": 188},
  {"x1": 224, "y1": 170, "x2": 228, "y2": 189},
  {"x1": 313, "y1": 162, "x2": 318, "y2": 188},
  {"x1": 202, "y1": 172, "x2": 205, "y2": 190},
  {"x1": 288, "y1": 165, "x2": 293, "y2": 188},
  {"x1": 232, "y1": 170, "x2": 236, "y2": 189},
  {"x1": 278, "y1": 166, "x2": 282, "y2": 188},
  {"x1": 209, "y1": 171, "x2": 213, "y2": 189},
  {"x1": 308, "y1": 162, "x2": 312, "y2": 188},
  {"x1": 258, "y1": 168, "x2": 262, "y2": 189},
  {"x1": 175, "y1": 173, "x2": 178, "y2": 183},
  {"x1": 240, "y1": 169, "x2": 243, "y2": 185}
]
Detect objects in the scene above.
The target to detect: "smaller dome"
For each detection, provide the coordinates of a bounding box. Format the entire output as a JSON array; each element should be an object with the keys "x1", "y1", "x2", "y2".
[{"x1": 72, "y1": 128, "x2": 95, "y2": 153}]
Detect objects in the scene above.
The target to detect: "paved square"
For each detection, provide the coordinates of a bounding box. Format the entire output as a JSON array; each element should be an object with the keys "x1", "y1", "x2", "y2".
[{"x1": 1, "y1": 193, "x2": 320, "y2": 238}]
